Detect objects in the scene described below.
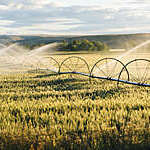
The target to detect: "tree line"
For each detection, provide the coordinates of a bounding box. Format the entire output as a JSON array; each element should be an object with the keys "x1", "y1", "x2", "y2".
[{"x1": 59, "y1": 39, "x2": 109, "y2": 51}]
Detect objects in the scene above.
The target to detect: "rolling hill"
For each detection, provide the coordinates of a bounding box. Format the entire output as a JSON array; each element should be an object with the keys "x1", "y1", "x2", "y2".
[{"x1": 1, "y1": 33, "x2": 150, "y2": 50}]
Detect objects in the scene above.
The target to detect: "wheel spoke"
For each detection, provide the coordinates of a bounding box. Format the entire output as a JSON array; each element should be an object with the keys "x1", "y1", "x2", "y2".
[
  {"x1": 105, "y1": 59, "x2": 109, "y2": 75},
  {"x1": 141, "y1": 63, "x2": 150, "y2": 83},
  {"x1": 69, "y1": 59, "x2": 74, "y2": 70},
  {"x1": 94, "y1": 65, "x2": 107, "y2": 77},
  {"x1": 75, "y1": 58, "x2": 79, "y2": 71},
  {"x1": 72, "y1": 59, "x2": 77, "y2": 72},
  {"x1": 109, "y1": 61, "x2": 118, "y2": 78},
  {"x1": 129, "y1": 72, "x2": 140, "y2": 82},
  {"x1": 63, "y1": 63, "x2": 73, "y2": 72},
  {"x1": 135, "y1": 61, "x2": 140, "y2": 81},
  {"x1": 78, "y1": 63, "x2": 87, "y2": 71},
  {"x1": 111, "y1": 72, "x2": 120, "y2": 79}
]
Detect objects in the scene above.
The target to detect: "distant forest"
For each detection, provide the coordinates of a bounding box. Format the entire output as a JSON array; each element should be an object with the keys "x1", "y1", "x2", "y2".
[{"x1": 58, "y1": 39, "x2": 109, "y2": 51}]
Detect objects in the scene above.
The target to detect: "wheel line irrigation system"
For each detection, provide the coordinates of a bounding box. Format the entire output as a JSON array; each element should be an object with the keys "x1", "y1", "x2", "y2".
[
  {"x1": 1, "y1": 40, "x2": 150, "y2": 88},
  {"x1": 45, "y1": 56, "x2": 150, "y2": 88},
  {"x1": 47, "y1": 40, "x2": 150, "y2": 88}
]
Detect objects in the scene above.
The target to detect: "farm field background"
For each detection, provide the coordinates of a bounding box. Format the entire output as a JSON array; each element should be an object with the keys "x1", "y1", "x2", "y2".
[{"x1": 1, "y1": 51, "x2": 150, "y2": 150}]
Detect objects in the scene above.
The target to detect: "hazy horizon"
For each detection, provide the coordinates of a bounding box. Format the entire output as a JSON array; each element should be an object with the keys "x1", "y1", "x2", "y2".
[{"x1": 1, "y1": 32, "x2": 150, "y2": 37}]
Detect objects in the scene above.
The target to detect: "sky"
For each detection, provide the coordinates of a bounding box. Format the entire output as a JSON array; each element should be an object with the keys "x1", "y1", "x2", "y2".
[{"x1": 0, "y1": 0, "x2": 150, "y2": 35}]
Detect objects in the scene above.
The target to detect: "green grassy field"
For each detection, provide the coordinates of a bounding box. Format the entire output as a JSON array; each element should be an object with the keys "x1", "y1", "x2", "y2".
[{"x1": 1, "y1": 53, "x2": 150, "y2": 150}]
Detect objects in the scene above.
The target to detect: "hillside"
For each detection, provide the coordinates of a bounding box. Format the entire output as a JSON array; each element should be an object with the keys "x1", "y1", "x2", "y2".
[
  {"x1": 68, "y1": 33, "x2": 150, "y2": 49},
  {"x1": 1, "y1": 33, "x2": 150, "y2": 50}
]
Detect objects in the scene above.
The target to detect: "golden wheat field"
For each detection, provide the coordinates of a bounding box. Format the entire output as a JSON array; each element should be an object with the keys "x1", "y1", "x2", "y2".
[{"x1": 1, "y1": 52, "x2": 150, "y2": 150}]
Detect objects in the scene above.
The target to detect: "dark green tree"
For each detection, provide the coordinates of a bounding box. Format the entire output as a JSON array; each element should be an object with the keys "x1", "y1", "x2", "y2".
[{"x1": 59, "y1": 39, "x2": 109, "y2": 51}]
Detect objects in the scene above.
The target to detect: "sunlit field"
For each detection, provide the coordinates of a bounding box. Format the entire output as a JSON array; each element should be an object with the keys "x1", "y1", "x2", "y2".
[{"x1": 0, "y1": 50, "x2": 150, "y2": 150}]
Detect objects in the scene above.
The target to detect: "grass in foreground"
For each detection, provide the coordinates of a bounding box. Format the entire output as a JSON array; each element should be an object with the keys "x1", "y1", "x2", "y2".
[{"x1": 0, "y1": 72, "x2": 150, "y2": 150}]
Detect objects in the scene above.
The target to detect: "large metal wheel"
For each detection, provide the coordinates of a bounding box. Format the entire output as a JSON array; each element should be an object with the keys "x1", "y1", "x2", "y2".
[
  {"x1": 90, "y1": 58, "x2": 129, "y2": 81},
  {"x1": 59, "y1": 56, "x2": 90, "y2": 75},
  {"x1": 46, "y1": 57, "x2": 60, "y2": 73},
  {"x1": 30, "y1": 56, "x2": 60, "y2": 74},
  {"x1": 118, "y1": 59, "x2": 150, "y2": 87}
]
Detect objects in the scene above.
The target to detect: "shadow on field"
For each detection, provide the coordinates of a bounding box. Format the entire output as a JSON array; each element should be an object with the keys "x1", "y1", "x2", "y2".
[
  {"x1": 37, "y1": 78, "x2": 85, "y2": 85},
  {"x1": 36, "y1": 77, "x2": 89, "y2": 91},
  {"x1": 34, "y1": 73, "x2": 59, "y2": 78},
  {"x1": 53, "y1": 82, "x2": 86, "y2": 91},
  {"x1": 80, "y1": 88, "x2": 123, "y2": 100},
  {"x1": 33, "y1": 74, "x2": 125, "y2": 99}
]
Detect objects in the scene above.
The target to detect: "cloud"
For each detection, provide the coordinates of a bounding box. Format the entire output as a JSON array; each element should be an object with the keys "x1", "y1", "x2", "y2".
[
  {"x1": 0, "y1": 20, "x2": 15, "y2": 26},
  {"x1": 132, "y1": 0, "x2": 150, "y2": 3},
  {"x1": 0, "y1": 1, "x2": 150, "y2": 35},
  {"x1": 0, "y1": 0, "x2": 62, "y2": 10}
]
